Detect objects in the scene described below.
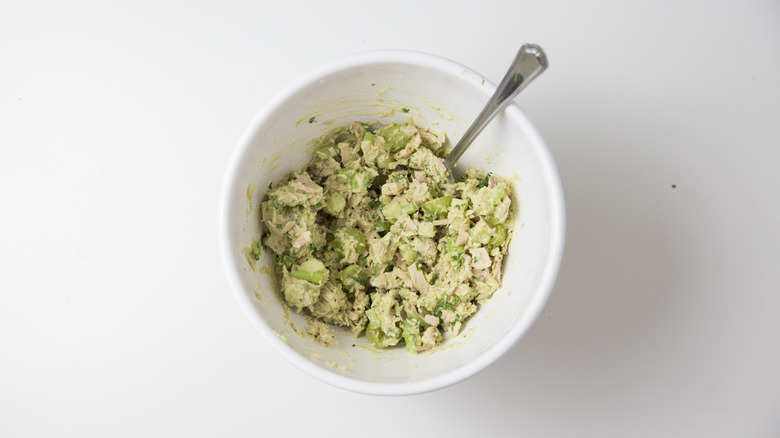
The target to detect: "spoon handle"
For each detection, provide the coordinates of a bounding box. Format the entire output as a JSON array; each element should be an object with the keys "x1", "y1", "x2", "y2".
[{"x1": 444, "y1": 44, "x2": 548, "y2": 170}]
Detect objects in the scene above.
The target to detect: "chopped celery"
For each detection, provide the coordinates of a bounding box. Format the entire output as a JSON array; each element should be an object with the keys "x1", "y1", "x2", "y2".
[
  {"x1": 417, "y1": 221, "x2": 435, "y2": 238},
  {"x1": 340, "y1": 264, "x2": 368, "y2": 288},
  {"x1": 376, "y1": 154, "x2": 392, "y2": 169},
  {"x1": 314, "y1": 143, "x2": 334, "y2": 160},
  {"x1": 333, "y1": 167, "x2": 353, "y2": 185},
  {"x1": 402, "y1": 317, "x2": 421, "y2": 353},
  {"x1": 485, "y1": 214, "x2": 503, "y2": 226},
  {"x1": 490, "y1": 186, "x2": 506, "y2": 203},
  {"x1": 365, "y1": 308, "x2": 387, "y2": 348},
  {"x1": 399, "y1": 243, "x2": 419, "y2": 264},
  {"x1": 490, "y1": 225, "x2": 507, "y2": 246},
  {"x1": 332, "y1": 227, "x2": 366, "y2": 258},
  {"x1": 382, "y1": 201, "x2": 402, "y2": 222},
  {"x1": 291, "y1": 258, "x2": 328, "y2": 285},
  {"x1": 349, "y1": 170, "x2": 374, "y2": 193},
  {"x1": 470, "y1": 220, "x2": 493, "y2": 245},
  {"x1": 422, "y1": 196, "x2": 453, "y2": 218},
  {"x1": 367, "y1": 263, "x2": 388, "y2": 278},
  {"x1": 323, "y1": 192, "x2": 345, "y2": 216},
  {"x1": 375, "y1": 220, "x2": 392, "y2": 234},
  {"x1": 445, "y1": 236, "x2": 465, "y2": 259},
  {"x1": 381, "y1": 125, "x2": 411, "y2": 153},
  {"x1": 401, "y1": 203, "x2": 417, "y2": 215}
]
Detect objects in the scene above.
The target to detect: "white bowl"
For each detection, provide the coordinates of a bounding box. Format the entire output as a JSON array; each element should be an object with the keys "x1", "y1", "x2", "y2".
[{"x1": 219, "y1": 50, "x2": 565, "y2": 395}]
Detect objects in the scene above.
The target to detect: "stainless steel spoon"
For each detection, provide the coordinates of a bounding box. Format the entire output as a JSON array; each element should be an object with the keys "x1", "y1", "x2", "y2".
[{"x1": 444, "y1": 44, "x2": 548, "y2": 176}]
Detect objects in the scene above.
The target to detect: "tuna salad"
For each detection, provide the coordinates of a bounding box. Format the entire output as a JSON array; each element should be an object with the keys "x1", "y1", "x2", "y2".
[{"x1": 258, "y1": 121, "x2": 513, "y2": 353}]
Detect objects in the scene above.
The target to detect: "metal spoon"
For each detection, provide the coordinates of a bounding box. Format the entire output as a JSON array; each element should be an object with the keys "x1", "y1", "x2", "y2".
[{"x1": 444, "y1": 44, "x2": 548, "y2": 176}]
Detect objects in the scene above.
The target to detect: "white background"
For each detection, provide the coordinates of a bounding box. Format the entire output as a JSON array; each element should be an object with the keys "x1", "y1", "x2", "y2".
[{"x1": 2, "y1": 0, "x2": 779, "y2": 436}]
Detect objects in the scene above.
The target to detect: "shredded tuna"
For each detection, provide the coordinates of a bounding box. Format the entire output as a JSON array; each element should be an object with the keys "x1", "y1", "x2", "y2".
[
  {"x1": 292, "y1": 231, "x2": 312, "y2": 249},
  {"x1": 469, "y1": 247, "x2": 491, "y2": 270},
  {"x1": 258, "y1": 121, "x2": 514, "y2": 354},
  {"x1": 280, "y1": 221, "x2": 296, "y2": 233},
  {"x1": 423, "y1": 314, "x2": 440, "y2": 326},
  {"x1": 408, "y1": 264, "x2": 429, "y2": 294}
]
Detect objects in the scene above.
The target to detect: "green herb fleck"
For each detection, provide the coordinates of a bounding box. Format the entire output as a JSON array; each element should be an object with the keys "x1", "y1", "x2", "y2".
[
  {"x1": 401, "y1": 108, "x2": 410, "y2": 113},
  {"x1": 309, "y1": 116, "x2": 316, "y2": 124},
  {"x1": 279, "y1": 254, "x2": 295, "y2": 269},
  {"x1": 348, "y1": 275, "x2": 367, "y2": 286},
  {"x1": 250, "y1": 240, "x2": 262, "y2": 260},
  {"x1": 477, "y1": 172, "x2": 492, "y2": 188}
]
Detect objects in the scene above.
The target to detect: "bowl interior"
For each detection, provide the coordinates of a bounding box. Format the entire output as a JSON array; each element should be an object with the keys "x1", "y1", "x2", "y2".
[{"x1": 221, "y1": 51, "x2": 563, "y2": 394}]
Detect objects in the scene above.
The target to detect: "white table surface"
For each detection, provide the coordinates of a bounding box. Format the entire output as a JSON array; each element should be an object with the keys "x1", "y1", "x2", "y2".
[{"x1": 2, "y1": 0, "x2": 779, "y2": 436}]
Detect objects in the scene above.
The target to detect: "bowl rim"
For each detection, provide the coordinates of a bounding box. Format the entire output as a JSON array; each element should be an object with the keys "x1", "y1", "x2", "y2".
[{"x1": 218, "y1": 48, "x2": 565, "y2": 396}]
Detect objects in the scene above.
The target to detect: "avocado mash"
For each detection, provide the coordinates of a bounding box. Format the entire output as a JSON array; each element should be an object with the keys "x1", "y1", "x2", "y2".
[{"x1": 259, "y1": 121, "x2": 513, "y2": 352}]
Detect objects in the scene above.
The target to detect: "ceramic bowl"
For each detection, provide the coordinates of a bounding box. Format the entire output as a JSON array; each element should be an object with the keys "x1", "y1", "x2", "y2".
[{"x1": 219, "y1": 50, "x2": 565, "y2": 395}]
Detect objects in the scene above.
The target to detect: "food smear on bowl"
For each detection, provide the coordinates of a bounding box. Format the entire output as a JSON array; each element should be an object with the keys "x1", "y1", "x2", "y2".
[{"x1": 258, "y1": 121, "x2": 514, "y2": 353}]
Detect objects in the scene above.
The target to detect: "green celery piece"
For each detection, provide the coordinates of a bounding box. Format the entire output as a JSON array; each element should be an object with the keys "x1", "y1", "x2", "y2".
[
  {"x1": 401, "y1": 203, "x2": 417, "y2": 215},
  {"x1": 375, "y1": 220, "x2": 392, "y2": 234},
  {"x1": 340, "y1": 264, "x2": 368, "y2": 288},
  {"x1": 382, "y1": 202, "x2": 402, "y2": 222},
  {"x1": 422, "y1": 196, "x2": 453, "y2": 217},
  {"x1": 332, "y1": 227, "x2": 367, "y2": 258},
  {"x1": 382, "y1": 125, "x2": 411, "y2": 153},
  {"x1": 470, "y1": 221, "x2": 493, "y2": 245},
  {"x1": 446, "y1": 236, "x2": 465, "y2": 258},
  {"x1": 292, "y1": 258, "x2": 328, "y2": 285},
  {"x1": 314, "y1": 143, "x2": 334, "y2": 160},
  {"x1": 402, "y1": 317, "x2": 421, "y2": 353},
  {"x1": 376, "y1": 154, "x2": 392, "y2": 169},
  {"x1": 490, "y1": 186, "x2": 506, "y2": 204},
  {"x1": 399, "y1": 244, "x2": 418, "y2": 265},
  {"x1": 417, "y1": 221, "x2": 435, "y2": 238},
  {"x1": 485, "y1": 214, "x2": 503, "y2": 226},
  {"x1": 323, "y1": 192, "x2": 346, "y2": 216},
  {"x1": 349, "y1": 171, "x2": 373, "y2": 193},
  {"x1": 365, "y1": 308, "x2": 386, "y2": 348},
  {"x1": 490, "y1": 225, "x2": 507, "y2": 246},
  {"x1": 367, "y1": 263, "x2": 388, "y2": 279}
]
